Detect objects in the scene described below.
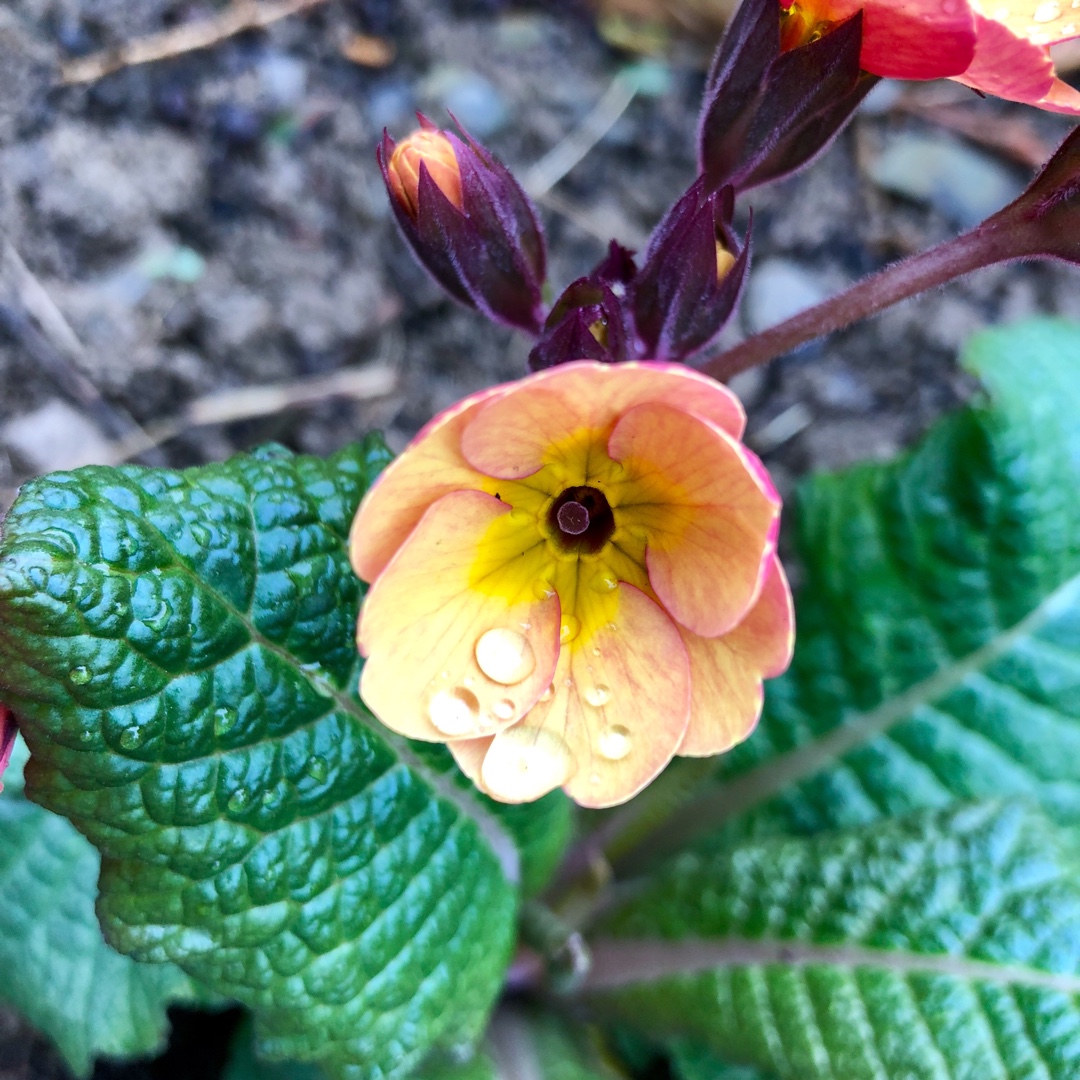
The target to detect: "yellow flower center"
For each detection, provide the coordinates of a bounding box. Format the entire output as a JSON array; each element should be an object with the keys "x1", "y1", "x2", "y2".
[{"x1": 468, "y1": 427, "x2": 658, "y2": 650}]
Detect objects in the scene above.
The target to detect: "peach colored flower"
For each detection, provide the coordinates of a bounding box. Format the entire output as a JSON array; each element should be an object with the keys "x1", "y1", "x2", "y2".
[{"x1": 349, "y1": 362, "x2": 794, "y2": 809}]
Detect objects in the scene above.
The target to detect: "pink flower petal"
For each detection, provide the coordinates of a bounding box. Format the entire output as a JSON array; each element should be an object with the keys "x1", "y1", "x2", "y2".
[
  {"x1": 0, "y1": 705, "x2": 16, "y2": 793},
  {"x1": 817, "y1": 0, "x2": 977, "y2": 78},
  {"x1": 359, "y1": 490, "x2": 561, "y2": 741},
  {"x1": 349, "y1": 382, "x2": 510, "y2": 583},
  {"x1": 476, "y1": 584, "x2": 691, "y2": 808},
  {"x1": 953, "y1": 13, "x2": 1056, "y2": 103},
  {"x1": 678, "y1": 556, "x2": 795, "y2": 757},
  {"x1": 608, "y1": 401, "x2": 781, "y2": 639},
  {"x1": 460, "y1": 361, "x2": 747, "y2": 481},
  {"x1": 1039, "y1": 74, "x2": 1080, "y2": 114}
]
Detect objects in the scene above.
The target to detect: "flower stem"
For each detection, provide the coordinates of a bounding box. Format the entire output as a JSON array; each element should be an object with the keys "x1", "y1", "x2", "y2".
[{"x1": 701, "y1": 215, "x2": 1022, "y2": 381}]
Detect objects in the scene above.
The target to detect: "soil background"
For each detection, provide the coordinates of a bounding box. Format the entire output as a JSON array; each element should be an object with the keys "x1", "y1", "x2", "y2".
[{"x1": 0, "y1": 0, "x2": 1078, "y2": 1076}]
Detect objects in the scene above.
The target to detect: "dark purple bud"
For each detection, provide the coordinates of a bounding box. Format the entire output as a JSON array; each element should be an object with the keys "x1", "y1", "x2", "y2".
[
  {"x1": 528, "y1": 264, "x2": 634, "y2": 371},
  {"x1": 630, "y1": 178, "x2": 750, "y2": 361},
  {"x1": 378, "y1": 116, "x2": 547, "y2": 333},
  {"x1": 699, "y1": 0, "x2": 877, "y2": 192}
]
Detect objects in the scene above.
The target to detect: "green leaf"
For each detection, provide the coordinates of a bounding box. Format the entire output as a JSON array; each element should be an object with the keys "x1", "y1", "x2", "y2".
[
  {"x1": 668, "y1": 1039, "x2": 775, "y2": 1080},
  {"x1": 639, "y1": 318, "x2": 1080, "y2": 857},
  {"x1": 589, "y1": 801, "x2": 1080, "y2": 1079},
  {"x1": 0, "y1": 438, "x2": 540, "y2": 1080},
  {"x1": 0, "y1": 751, "x2": 195, "y2": 1076}
]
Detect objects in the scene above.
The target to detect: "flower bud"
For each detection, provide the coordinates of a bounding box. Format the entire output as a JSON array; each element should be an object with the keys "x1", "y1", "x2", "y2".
[
  {"x1": 698, "y1": 0, "x2": 876, "y2": 192},
  {"x1": 386, "y1": 129, "x2": 463, "y2": 218},
  {"x1": 630, "y1": 179, "x2": 749, "y2": 362},
  {"x1": 378, "y1": 117, "x2": 547, "y2": 333}
]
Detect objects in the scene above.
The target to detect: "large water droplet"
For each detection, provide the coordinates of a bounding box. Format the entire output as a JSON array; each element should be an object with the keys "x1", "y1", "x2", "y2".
[
  {"x1": 119, "y1": 725, "x2": 142, "y2": 750},
  {"x1": 68, "y1": 666, "x2": 92, "y2": 685},
  {"x1": 475, "y1": 628, "x2": 536, "y2": 685},
  {"x1": 481, "y1": 727, "x2": 574, "y2": 802},
  {"x1": 597, "y1": 723, "x2": 632, "y2": 761},
  {"x1": 560, "y1": 615, "x2": 581, "y2": 644},
  {"x1": 307, "y1": 756, "x2": 329, "y2": 782},
  {"x1": 590, "y1": 572, "x2": 618, "y2": 593},
  {"x1": 1033, "y1": 0, "x2": 1061, "y2": 18},
  {"x1": 491, "y1": 698, "x2": 516, "y2": 721},
  {"x1": 584, "y1": 684, "x2": 611, "y2": 708},
  {"x1": 428, "y1": 687, "x2": 481, "y2": 736},
  {"x1": 532, "y1": 579, "x2": 556, "y2": 601},
  {"x1": 227, "y1": 788, "x2": 250, "y2": 813},
  {"x1": 213, "y1": 706, "x2": 239, "y2": 737}
]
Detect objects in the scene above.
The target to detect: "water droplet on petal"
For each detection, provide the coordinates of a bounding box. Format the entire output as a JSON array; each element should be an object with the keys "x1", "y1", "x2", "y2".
[
  {"x1": 560, "y1": 615, "x2": 581, "y2": 644},
  {"x1": 1033, "y1": 0, "x2": 1061, "y2": 18},
  {"x1": 227, "y1": 788, "x2": 250, "y2": 813},
  {"x1": 491, "y1": 698, "x2": 515, "y2": 721},
  {"x1": 597, "y1": 724, "x2": 632, "y2": 761},
  {"x1": 428, "y1": 687, "x2": 481, "y2": 736},
  {"x1": 481, "y1": 727, "x2": 574, "y2": 802},
  {"x1": 68, "y1": 666, "x2": 92, "y2": 685},
  {"x1": 585, "y1": 684, "x2": 611, "y2": 708},
  {"x1": 519, "y1": 621, "x2": 532, "y2": 631},
  {"x1": 533, "y1": 579, "x2": 557, "y2": 601},
  {"x1": 307, "y1": 756, "x2": 329, "y2": 782},
  {"x1": 475, "y1": 628, "x2": 536, "y2": 685},
  {"x1": 605, "y1": 621, "x2": 618, "y2": 632},
  {"x1": 213, "y1": 706, "x2": 239, "y2": 736},
  {"x1": 590, "y1": 771, "x2": 601, "y2": 784},
  {"x1": 591, "y1": 647, "x2": 601, "y2": 658},
  {"x1": 119, "y1": 725, "x2": 142, "y2": 750},
  {"x1": 590, "y1": 572, "x2": 618, "y2": 593}
]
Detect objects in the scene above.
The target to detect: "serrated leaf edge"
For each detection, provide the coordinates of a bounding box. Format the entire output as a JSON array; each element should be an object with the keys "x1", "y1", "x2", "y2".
[{"x1": 585, "y1": 938, "x2": 1080, "y2": 994}]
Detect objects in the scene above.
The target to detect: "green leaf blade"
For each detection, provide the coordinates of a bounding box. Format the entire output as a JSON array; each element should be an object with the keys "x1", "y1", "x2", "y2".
[
  {"x1": 591, "y1": 802, "x2": 1080, "y2": 1080},
  {"x1": 0, "y1": 765, "x2": 194, "y2": 1076},
  {"x1": 0, "y1": 437, "x2": 535, "y2": 1079}
]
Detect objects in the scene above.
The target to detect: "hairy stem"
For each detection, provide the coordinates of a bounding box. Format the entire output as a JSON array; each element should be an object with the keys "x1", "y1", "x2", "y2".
[{"x1": 701, "y1": 215, "x2": 1022, "y2": 381}]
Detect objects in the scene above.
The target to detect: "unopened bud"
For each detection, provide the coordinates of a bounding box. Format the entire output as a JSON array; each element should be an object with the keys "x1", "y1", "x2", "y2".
[
  {"x1": 716, "y1": 241, "x2": 737, "y2": 281},
  {"x1": 378, "y1": 116, "x2": 547, "y2": 333},
  {"x1": 386, "y1": 129, "x2": 463, "y2": 218}
]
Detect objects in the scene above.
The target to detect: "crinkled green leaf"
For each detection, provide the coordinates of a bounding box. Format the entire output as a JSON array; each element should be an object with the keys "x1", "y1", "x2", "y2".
[
  {"x1": 643, "y1": 318, "x2": 1080, "y2": 856},
  {"x1": 668, "y1": 1040, "x2": 774, "y2": 1080},
  {"x1": 590, "y1": 801, "x2": 1080, "y2": 1079},
  {"x1": 0, "y1": 737, "x2": 194, "y2": 1076},
  {"x1": 0, "y1": 437, "x2": 550, "y2": 1080}
]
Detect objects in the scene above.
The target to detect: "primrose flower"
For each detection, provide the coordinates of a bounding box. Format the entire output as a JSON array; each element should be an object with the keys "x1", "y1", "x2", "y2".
[
  {"x1": 779, "y1": 0, "x2": 1080, "y2": 112},
  {"x1": 350, "y1": 362, "x2": 794, "y2": 808}
]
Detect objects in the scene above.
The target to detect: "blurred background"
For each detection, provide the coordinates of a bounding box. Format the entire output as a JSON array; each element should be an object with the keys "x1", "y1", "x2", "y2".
[{"x1": 0, "y1": 1, "x2": 1078, "y2": 1073}]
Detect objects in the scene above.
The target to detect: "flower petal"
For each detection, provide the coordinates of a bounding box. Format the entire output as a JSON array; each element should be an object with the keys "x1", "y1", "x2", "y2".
[
  {"x1": 986, "y1": 0, "x2": 1080, "y2": 47},
  {"x1": 824, "y1": 0, "x2": 977, "y2": 79},
  {"x1": 1039, "y1": 75, "x2": 1080, "y2": 115},
  {"x1": 609, "y1": 401, "x2": 781, "y2": 639},
  {"x1": 460, "y1": 361, "x2": 747, "y2": 481},
  {"x1": 678, "y1": 556, "x2": 795, "y2": 757},
  {"x1": 0, "y1": 705, "x2": 16, "y2": 793},
  {"x1": 359, "y1": 490, "x2": 560, "y2": 741},
  {"x1": 477, "y1": 584, "x2": 691, "y2": 808},
  {"x1": 349, "y1": 383, "x2": 509, "y2": 583},
  {"x1": 953, "y1": 14, "x2": 1056, "y2": 104}
]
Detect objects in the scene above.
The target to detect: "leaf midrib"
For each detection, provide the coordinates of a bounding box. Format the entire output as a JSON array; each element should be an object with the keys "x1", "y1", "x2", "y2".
[{"x1": 585, "y1": 937, "x2": 1080, "y2": 995}]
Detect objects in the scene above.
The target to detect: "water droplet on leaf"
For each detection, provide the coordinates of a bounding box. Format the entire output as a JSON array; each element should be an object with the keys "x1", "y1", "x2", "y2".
[
  {"x1": 307, "y1": 756, "x2": 329, "y2": 782},
  {"x1": 475, "y1": 628, "x2": 536, "y2": 685},
  {"x1": 119, "y1": 725, "x2": 142, "y2": 750},
  {"x1": 428, "y1": 687, "x2": 481, "y2": 736},
  {"x1": 597, "y1": 723, "x2": 632, "y2": 761},
  {"x1": 213, "y1": 706, "x2": 239, "y2": 736},
  {"x1": 68, "y1": 666, "x2": 91, "y2": 685},
  {"x1": 227, "y1": 788, "x2": 250, "y2": 813}
]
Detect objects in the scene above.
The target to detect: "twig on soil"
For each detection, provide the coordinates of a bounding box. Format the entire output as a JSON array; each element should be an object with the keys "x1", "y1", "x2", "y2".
[
  {"x1": 59, "y1": 0, "x2": 330, "y2": 85},
  {"x1": 521, "y1": 72, "x2": 641, "y2": 198},
  {"x1": 0, "y1": 234, "x2": 165, "y2": 464},
  {"x1": 96, "y1": 361, "x2": 399, "y2": 466}
]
